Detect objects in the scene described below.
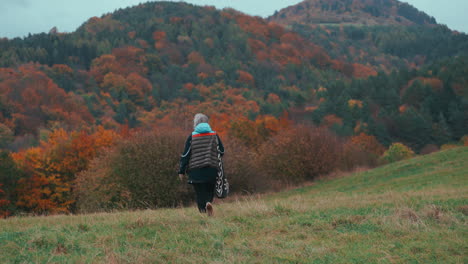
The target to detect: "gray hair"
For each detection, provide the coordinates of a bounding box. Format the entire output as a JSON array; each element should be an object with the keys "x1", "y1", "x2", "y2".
[{"x1": 193, "y1": 113, "x2": 209, "y2": 128}]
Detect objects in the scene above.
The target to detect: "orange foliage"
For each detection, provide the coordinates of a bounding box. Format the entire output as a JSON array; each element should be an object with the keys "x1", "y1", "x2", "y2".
[
  {"x1": 348, "y1": 99, "x2": 363, "y2": 109},
  {"x1": 0, "y1": 64, "x2": 93, "y2": 134},
  {"x1": 322, "y1": 114, "x2": 343, "y2": 127},
  {"x1": 305, "y1": 106, "x2": 318, "y2": 112},
  {"x1": 197, "y1": 72, "x2": 209, "y2": 80},
  {"x1": 152, "y1": 31, "x2": 167, "y2": 42},
  {"x1": 237, "y1": 70, "x2": 255, "y2": 86},
  {"x1": 462, "y1": 135, "x2": 468, "y2": 146},
  {"x1": 267, "y1": 93, "x2": 281, "y2": 104},
  {"x1": 13, "y1": 127, "x2": 120, "y2": 214},
  {"x1": 90, "y1": 54, "x2": 120, "y2": 83},
  {"x1": 85, "y1": 16, "x2": 124, "y2": 34},
  {"x1": 350, "y1": 133, "x2": 385, "y2": 156},
  {"x1": 408, "y1": 77, "x2": 444, "y2": 92},
  {"x1": 126, "y1": 73, "x2": 152, "y2": 104},
  {"x1": 112, "y1": 46, "x2": 148, "y2": 76},
  {"x1": 204, "y1": 38, "x2": 214, "y2": 48},
  {"x1": 236, "y1": 14, "x2": 270, "y2": 39},
  {"x1": 127, "y1": 31, "x2": 136, "y2": 39},
  {"x1": 184, "y1": 83, "x2": 195, "y2": 91},
  {"x1": 187, "y1": 51, "x2": 206, "y2": 65},
  {"x1": 91, "y1": 46, "x2": 148, "y2": 85},
  {"x1": 258, "y1": 126, "x2": 343, "y2": 183},
  {"x1": 255, "y1": 115, "x2": 285, "y2": 135},
  {"x1": 52, "y1": 64, "x2": 73, "y2": 75},
  {"x1": 248, "y1": 38, "x2": 267, "y2": 53},
  {"x1": 399, "y1": 104, "x2": 409, "y2": 113},
  {"x1": 267, "y1": 22, "x2": 285, "y2": 39},
  {"x1": 352, "y1": 63, "x2": 377, "y2": 79},
  {"x1": 102, "y1": 72, "x2": 126, "y2": 91},
  {"x1": 170, "y1": 17, "x2": 183, "y2": 23},
  {"x1": 137, "y1": 39, "x2": 149, "y2": 49}
]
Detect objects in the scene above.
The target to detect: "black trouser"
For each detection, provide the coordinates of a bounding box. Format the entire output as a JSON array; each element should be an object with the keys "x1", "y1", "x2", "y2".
[{"x1": 192, "y1": 182, "x2": 215, "y2": 213}]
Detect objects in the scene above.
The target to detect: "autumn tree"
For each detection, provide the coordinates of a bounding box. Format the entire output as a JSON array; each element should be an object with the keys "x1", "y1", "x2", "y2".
[{"x1": 13, "y1": 127, "x2": 120, "y2": 214}]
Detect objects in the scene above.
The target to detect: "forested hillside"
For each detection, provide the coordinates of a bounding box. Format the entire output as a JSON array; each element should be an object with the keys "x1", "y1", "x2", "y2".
[
  {"x1": 0, "y1": 1, "x2": 467, "y2": 216},
  {"x1": 270, "y1": 0, "x2": 438, "y2": 27},
  {"x1": 270, "y1": 0, "x2": 468, "y2": 70}
]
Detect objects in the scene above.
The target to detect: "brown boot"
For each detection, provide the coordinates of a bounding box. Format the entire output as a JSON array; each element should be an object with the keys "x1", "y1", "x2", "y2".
[{"x1": 206, "y1": 202, "x2": 214, "y2": 217}]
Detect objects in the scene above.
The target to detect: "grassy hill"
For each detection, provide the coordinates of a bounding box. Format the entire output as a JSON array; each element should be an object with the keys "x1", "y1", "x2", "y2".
[{"x1": 1, "y1": 147, "x2": 467, "y2": 263}]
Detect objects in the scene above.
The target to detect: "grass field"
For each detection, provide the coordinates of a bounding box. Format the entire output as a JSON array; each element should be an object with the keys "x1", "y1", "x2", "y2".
[{"x1": 1, "y1": 147, "x2": 467, "y2": 263}]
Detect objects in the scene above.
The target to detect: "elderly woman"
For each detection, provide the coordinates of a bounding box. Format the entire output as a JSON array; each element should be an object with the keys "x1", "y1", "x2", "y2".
[{"x1": 178, "y1": 113, "x2": 224, "y2": 216}]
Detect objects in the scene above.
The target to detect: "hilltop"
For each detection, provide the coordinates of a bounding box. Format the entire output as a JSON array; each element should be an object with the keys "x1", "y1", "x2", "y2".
[
  {"x1": 269, "y1": 0, "x2": 468, "y2": 71},
  {"x1": 0, "y1": 147, "x2": 466, "y2": 262},
  {"x1": 270, "y1": 0, "x2": 437, "y2": 27}
]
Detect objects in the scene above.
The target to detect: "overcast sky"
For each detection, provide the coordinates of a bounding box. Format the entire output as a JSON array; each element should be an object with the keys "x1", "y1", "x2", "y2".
[{"x1": 0, "y1": 0, "x2": 467, "y2": 39}]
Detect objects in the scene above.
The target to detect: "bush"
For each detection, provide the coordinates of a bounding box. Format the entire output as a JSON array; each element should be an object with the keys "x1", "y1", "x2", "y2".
[
  {"x1": 380, "y1": 143, "x2": 415, "y2": 163},
  {"x1": 340, "y1": 133, "x2": 385, "y2": 170},
  {"x1": 222, "y1": 137, "x2": 266, "y2": 194},
  {"x1": 461, "y1": 135, "x2": 468, "y2": 146},
  {"x1": 420, "y1": 144, "x2": 439, "y2": 155},
  {"x1": 74, "y1": 149, "x2": 128, "y2": 212},
  {"x1": 440, "y1": 144, "x2": 461, "y2": 151},
  {"x1": 257, "y1": 125, "x2": 343, "y2": 184},
  {"x1": 341, "y1": 142, "x2": 378, "y2": 171},
  {"x1": 75, "y1": 128, "x2": 193, "y2": 212}
]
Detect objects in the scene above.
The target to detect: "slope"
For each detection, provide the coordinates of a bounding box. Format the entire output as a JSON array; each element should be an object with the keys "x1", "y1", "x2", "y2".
[
  {"x1": 0, "y1": 1, "x2": 466, "y2": 154},
  {"x1": 0, "y1": 1, "x2": 366, "y2": 139},
  {"x1": 270, "y1": 0, "x2": 437, "y2": 27},
  {"x1": 269, "y1": 0, "x2": 468, "y2": 71},
  {"x1": 1, "y1": 147, "x2": 466, "y2": 263}
]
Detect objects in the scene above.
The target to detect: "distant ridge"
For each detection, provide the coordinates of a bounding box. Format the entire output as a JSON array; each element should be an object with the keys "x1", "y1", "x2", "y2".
[{"x1": 269, "y1": 0, "x2": 437, "y2": 27}]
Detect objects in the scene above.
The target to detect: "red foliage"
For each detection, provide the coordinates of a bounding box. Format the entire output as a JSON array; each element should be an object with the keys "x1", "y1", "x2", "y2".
[
  {"x1": 152, "y1": 31, "x2": 167, "y2": 42},
  {"x1": 322, "y1": 114, "x2": 343, "y2": 127},
  {"x1": 187, "y1": 51, "x2": 206, "y2": 65},
  {"x1": 91, "y1": 46, "x2": 148, "y2": 84},
  {"x1": 350, "y1": 133, "x2": 385, "y2": 156},
  {"x1": 127, "y1": 31, "x2": 136, "y2": 39},
  {"x1": 248, "y1": 38, "x2": 267, "y2": 54},
  {"x1": 352, "y1": 63, "x2": 378, "y2": 79},
  {"x1": 258, "y1": 125, "x2": 343, "y2": 183},
  {"x1": 408, "y1": 77, "x2": 444, "y2": 92},
  {"x1": 237, "y1": 70, "x2": 255, "y2": 87},
  {"x1": 0, "y1": 64, "x2": 93, "y2": 135},
  {"x1": 85, "y1": 16, "x2": 124, "y2": 34},
  {"x1": 236, "y1": 14, "x2": 270, "y2": 39},
  {"x1": 52, "y1": 64, "x2": 73, "y2": 75},
  {"x1": 13, "y1": 127, "x2": 121, "y2": 214}
]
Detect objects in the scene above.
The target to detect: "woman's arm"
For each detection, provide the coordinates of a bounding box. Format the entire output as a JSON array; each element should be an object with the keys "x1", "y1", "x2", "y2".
[{"x1": 178, "y1": 135, "x2": 192, "y2": 175}]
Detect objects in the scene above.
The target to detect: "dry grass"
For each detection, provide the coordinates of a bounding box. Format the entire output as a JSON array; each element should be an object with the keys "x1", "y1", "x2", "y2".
[{"x1": 0, "y1": 147, "x2": 467, "y2": 263}]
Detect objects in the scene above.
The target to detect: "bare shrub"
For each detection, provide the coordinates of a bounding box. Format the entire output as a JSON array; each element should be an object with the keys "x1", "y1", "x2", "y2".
[
  {"x1": 257, "y1": 125, "x2": 343, "y2": 184},
  {"x1": 74, "y1": 148, "x2": 130, "y2": 213},
  {"x1": 222, "y1": 137, "x2": 268, "y2": 194},
  {"x1": 341, "y1": 142, "x2": 379, "y2": 171},
  {"x1": 420, "y1": 144, "x2": 439, "y2": 155},
  {"x1": 75, "y1": 128, "x2": 193, "y2": 212},
  {"x1": 111, "y1": 129, "x2": 192, "y2": 209}
]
